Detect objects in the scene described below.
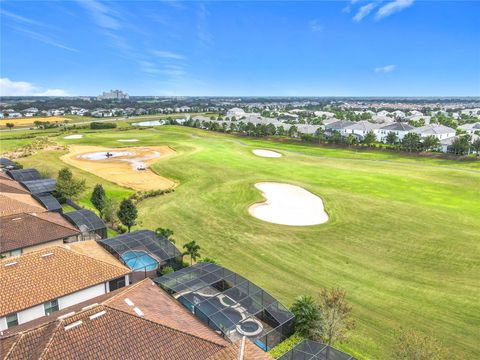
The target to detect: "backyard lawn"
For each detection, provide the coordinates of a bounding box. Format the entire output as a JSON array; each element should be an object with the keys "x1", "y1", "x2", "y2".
[{"x1": 2, "y1": 126, "x2": 479, "y2": 359}]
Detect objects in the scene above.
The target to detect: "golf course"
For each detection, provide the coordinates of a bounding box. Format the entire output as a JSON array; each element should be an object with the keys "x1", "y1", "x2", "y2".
[{"x1": 1, "y1": 125, "x2": 479, "y2": 359}]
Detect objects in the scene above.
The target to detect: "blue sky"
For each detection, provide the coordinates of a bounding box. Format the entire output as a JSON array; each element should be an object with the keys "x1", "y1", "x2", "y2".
[{"x1": 1, "y1": 1, "x2": 479, "y2": 96}]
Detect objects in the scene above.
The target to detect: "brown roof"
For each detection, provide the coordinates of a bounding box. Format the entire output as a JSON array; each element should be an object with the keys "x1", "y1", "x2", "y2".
[
  {"x1": 0, "y1": 213, "x2": 80, "y2": 253},
  {"x1": 104, "y1": 279, "x2": 229, "y2": 347},
  {"x1": 0, "y1": 279, "x2": 274, "y2": 360},
  {"x1": 0, "y1": 246, "x2": 131, "y2": 317},
  {"x1": 0, "y1": 178, "x2": 29, "y2": 194},
  {"x1": 0, "y1": 193, "x2": 45, "y2": 217}
]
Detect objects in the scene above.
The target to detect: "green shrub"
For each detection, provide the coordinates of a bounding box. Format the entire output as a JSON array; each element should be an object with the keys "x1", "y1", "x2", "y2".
[
  {"x1": 268, "y1": 333, "x2": 305, "y2": 359},
  {"x1": 90, "y1": 122, "x2": 117, "y2": 129},
  {"x1": 158, "y1": 266, "x2": 174, "y2": 276}
]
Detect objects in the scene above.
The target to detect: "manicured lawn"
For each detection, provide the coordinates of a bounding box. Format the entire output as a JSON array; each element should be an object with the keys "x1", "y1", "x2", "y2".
[{"x1": 2, "y1": 126, "x2": 479, "y2": 359}]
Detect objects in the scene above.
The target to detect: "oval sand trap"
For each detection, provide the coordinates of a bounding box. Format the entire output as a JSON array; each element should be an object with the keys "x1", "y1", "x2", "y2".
[
  {"x1": 64, "y1": 134, "x2": 83, "y2": 139},
  {"x1": 252, "y1": 149, "x2": 282, "y2": 158},
  {"x1": 117, "y1": 139, "x2": 139, "y2": 142},
  {"x1": 249, "y1": 182, "x2": 328, "y2": 226}
]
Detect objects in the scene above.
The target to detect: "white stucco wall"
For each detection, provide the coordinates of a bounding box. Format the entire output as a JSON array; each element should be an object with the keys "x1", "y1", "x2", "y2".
[
  {"x1": 58, "y1": 283, "x2": 106, "y2": 309},
  {"x1": 0, "y1": 276, "x2": 129, "y2": 331}
]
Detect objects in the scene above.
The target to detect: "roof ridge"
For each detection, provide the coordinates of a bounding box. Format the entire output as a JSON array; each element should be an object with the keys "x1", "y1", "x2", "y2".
[
  {"x1": 31, "y1": 212, "x2": 79, "y2": 232},
  {"x1": 103, "y1": 278, "x2": 150, "y2": 304},
  {"x1": 65, "y1": 244, "x2": 131, "y2": 272},
  {"x1": 107, "y1": 304, "x2": 229, "y2": 348},
  {"x1": 37, "y1": 321, "x2": 63, "y2": 360}
]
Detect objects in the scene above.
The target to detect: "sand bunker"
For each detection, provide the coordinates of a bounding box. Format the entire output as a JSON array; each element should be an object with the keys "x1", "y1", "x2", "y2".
[
  {"x1": 117, "y1": 139, "x2": 139, "y2": 142},
  {"x1": 252, "y1": 149, "x2": 282, "y2": 158},
  {"x1": 249, "y1": 182, "x2": 328, "y2": 226},
  {"x1": 64, "y1": 134, "x2": 83, "y2": 139},
  {"x1": 61, "y1": 145, "x2": 176, "y2": 191}
]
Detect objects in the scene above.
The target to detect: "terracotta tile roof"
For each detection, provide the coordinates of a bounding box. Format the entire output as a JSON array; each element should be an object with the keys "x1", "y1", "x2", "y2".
[
  {"x1": 0, "y1": 213, "x2": 80, "y2": 253},
  {"x1": 0, "y1": 246, "x2": 131, "y2": 317},
  {"x1": 208, "y1": 338, "x2": 274, "y2": 360},
  {"x1": 0, "y1": 178, "x2": 29, "y2": 194},
  {"x1": 1, "y1": 279, "x2": 274, "y2": 360},
  {"x1": 104, "y1": 279, "x2": 229, "y2": 347},
  {"x1": 0, "y1": 193, "x2": 45, "y2": 217},
  {"x1": 65, "y1": 240, "x2": 124, "y2": 268}
]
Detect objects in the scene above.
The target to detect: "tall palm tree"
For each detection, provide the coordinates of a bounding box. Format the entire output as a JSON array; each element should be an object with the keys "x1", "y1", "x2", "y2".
[{"x1": 183, "y1": 241, "x2": 201, "y2": 265}]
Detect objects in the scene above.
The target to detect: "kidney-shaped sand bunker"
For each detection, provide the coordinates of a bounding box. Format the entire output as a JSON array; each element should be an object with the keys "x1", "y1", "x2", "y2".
[{"x1": 249, "y1": 182, "x2": 328, "y2": 226}]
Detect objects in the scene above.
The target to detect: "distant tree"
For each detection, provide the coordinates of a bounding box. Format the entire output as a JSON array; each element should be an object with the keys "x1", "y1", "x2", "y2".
[
  {"x1": 56, "y1": 167, "x2": 86, "y2": 201},
  {"x1": 102, "y1": 197, "x2": 119, "y2": 224},
  {"x1": 345, "y1": 134, "x2": 357, "y2": 147},
  {"x1": 329, "y1": 130, "x2": 343, "y2": 144},
  {"x1": 288, "y1": 125, "x2": 298, "y2": 138},
  {"x1": 183, "y1": 240, "x2": 201, "y2": 265},
  {"x1": 450, "y1": 135, "x2": 471, "y2": 155},
  {"x1": 422, "y1": 135, "x2": 440, "y2": 151},
  {"x1": 155, "y1": 227, "x2": 175, "y2": 243},
  {"x1": 117, "y1": 199, "x2": 138, "y2": 232},
  {"x1": 317, "y1": 288, "x2": 355, "y2": 345},
  {"x1": 401, "y1": 133, "x2": 422, "y2": 152},
  {"x1": 391, "y1": 329, "x2": 446, "y2": 360},
  {"x1": 362, "y1": 130, "x2": 377, "y2": 145},
  {"x1": 471, "y1": 137, "x2": 480, "y2": 156},
  {"x1": 276, "y1": 125, "x2": 285, "y2": 136},
  {"x1": 386, "y1": 131, "x2": 398, "y2": 145},
  {"x1": 290, "y1": 295, "x2": 321, "y2": 338},
  {"x1": 6, "y1": 122, "x2": 14, "y2": 130},
  {"x1": 90, "y1": 184, "x2": 106, "y2": 215}
]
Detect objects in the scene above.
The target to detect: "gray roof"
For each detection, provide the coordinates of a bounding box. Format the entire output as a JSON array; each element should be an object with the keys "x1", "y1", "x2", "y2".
[
  {"x1": 458, "y1": 122, "x2": 480, "y2": 131},
  {"x1": 325, "y1": 120, "x2": 355, "y2": 130},
  {"x1": 379, "y1": 122, "x2": 414, "y2": 131},
  {"x1": 412, "y1": 124, "x2": 456, "y2": 135},
  {"x1": 344, "y1": 121, "x2": 382, "y2": 131}
]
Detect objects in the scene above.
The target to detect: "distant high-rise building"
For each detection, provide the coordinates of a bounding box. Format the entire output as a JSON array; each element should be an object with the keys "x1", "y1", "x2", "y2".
[{"x1": 97, "y1": 90, "x2": 129, "y2": 100}]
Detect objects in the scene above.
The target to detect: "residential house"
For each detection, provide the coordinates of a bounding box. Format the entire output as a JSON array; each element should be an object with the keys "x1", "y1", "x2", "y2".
[
  {"x1": 0, "y1": 246, "x2": 131, "y2": 331},
  {"x1": 440, "y1": 134, "x2": 479, "y2": 153},
  {"x1": 412, "y1": 124, "x2": 456, "y2": 140},
  {"x1": 458, "y1": 122, "x2": 480, "y2": 134},
  {"x1": 0, "y1": 212, "x2": 80, "y2": 257},
  {"x1": 226, "y1": 107, "x2": 246, "y2": 118},
  {"x1": 0, "y1": 279, "x2": 273, "y2": 360},
  {"x1": 377, "y1": 122, "x2": 415, "y2": 143},
  {"x1": 324, "y1": 120, "x2": 355, "y2": 135},
  {"x1": 343, "y1": 121, "x2": 382, "y2": 140}
]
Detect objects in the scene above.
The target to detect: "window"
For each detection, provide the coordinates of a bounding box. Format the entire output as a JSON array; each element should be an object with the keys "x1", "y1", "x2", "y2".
[
  {"x1": 44, "y1": 299, "x2": 59, "y2": 315},
  {"x1": 6, "y1": 313, "x2": 18, "y2": 328},
  {"x1": 10, "y1": 249, "x2": 22, "y2": 257},
  {"x1": 109, "y1": 277, "x2": 126, "y2": 291}
]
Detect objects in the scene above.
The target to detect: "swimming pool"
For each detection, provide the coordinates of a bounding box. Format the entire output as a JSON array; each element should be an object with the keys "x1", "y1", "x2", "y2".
[
  {"x1": 195, "y1": 296, "x2": 243, "y2": 330},
  {"x1": 121, "y1": 250, "x2": 158, "y2": 271}
]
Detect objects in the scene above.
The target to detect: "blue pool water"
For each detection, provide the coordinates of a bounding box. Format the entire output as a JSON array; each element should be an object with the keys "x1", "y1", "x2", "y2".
[{"x1": 121, "y1": 250, "x2": 158, "y2": 271}]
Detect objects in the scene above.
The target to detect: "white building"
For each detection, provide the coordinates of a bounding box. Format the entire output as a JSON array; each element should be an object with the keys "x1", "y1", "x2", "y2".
[
  {"x1": 458, "y1": 122, "x2": 480, "y2": 134},
  {"x1": 226, "y1": 107, "x2": 246, "y2": 118},
  {"x1": 97, "y1": 90, "x2": 129, "y2": 100},
  {"x1": 377, "y1": 122, "x2": 415, "y2": 142},
  {"x1": 343, "y1": 121, "x2": 382, "y2": 140},
  {"x1": 0, "y1": 245, "x2": 131, "y2": 331},
  {"x1": 412, "y1": 124, "x2": 456, "y2": 140}
]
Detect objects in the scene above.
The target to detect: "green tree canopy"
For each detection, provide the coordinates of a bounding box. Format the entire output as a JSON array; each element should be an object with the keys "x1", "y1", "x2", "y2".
[
  {"x1": 117, "y1": 199, "x2": 138, "y2": 232},
  {"x1": 90, "y1": 184, "x2": 106, "y2": 215},
  {"x1": 56, "y1": 167, "x2": 86, "y2": 201}
]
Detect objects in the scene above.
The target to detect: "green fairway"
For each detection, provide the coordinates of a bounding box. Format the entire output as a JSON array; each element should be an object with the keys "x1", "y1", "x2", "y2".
[{"x1": 2, "y1": 126, "x2": 479, "y2": 359}]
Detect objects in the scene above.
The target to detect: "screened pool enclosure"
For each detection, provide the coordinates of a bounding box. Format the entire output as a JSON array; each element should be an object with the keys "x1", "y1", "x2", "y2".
[
  {"x1": 64, "y1": 209, "x2": 107, "y2": 239},
  {"x1": 155, "y1": 263, "x2": 294, "y2": 351},
  {"x1": 278, "y1": 340, "x2": 357, "y2": 360},
  {"x1": 98, "y1": 230, "x2": 182, "y2": 281}
]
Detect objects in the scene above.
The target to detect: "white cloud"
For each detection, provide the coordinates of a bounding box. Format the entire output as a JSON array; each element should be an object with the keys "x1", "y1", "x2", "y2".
[
  {"x1": 0, "y1": 9, "x2": 49, "y2": 28},
  {"x1": 375, "y1": 0, "x2": 415, "y2": 20},
  {"x1": 353, "y1": 3, "x2": 377, "y2": 22},
  {"x1": 76, "y1": 0, "x2": 121, "y2": 30},
  {"x1": 151, "y1": 50, "x2": 186, "y2": 60},
  {"x1": 309, "y1": 20, "x2": 324, "y2": 32},
  {"x1": 14, "y1": 27, "x2": 79, "y2": 53},
  {"x1": 374, "y1": 65, "x2": 396, "y2": 73},
  {"x1": 0, "y1": 78, "x2": 69, "y2": 96}
]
